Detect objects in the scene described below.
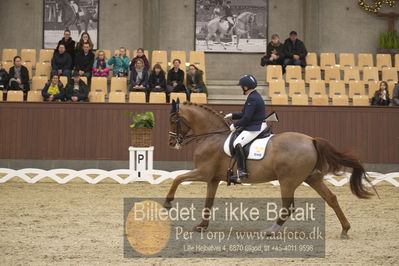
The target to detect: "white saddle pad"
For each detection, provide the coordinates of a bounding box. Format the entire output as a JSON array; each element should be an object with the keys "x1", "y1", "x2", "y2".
[{"x1": 223, "y1": 132, "x2": 274, "y2": 160}]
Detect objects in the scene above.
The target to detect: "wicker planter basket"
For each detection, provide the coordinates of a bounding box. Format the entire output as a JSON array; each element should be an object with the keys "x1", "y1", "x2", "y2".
[{"x1": 131, "y1": 128, "x2": 152, "y2": 147}]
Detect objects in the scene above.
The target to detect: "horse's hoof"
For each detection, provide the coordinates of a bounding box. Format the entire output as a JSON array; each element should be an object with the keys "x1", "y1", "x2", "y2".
[
  {"x1": 340, "y1": 234, "x2": 349, "y2": 240},
  {"x1": 264, "y1": 230, "x2": 276, "y2": 236},
  {"x1": 163, "y1": 202, "x2": 172, "y2": 209}
]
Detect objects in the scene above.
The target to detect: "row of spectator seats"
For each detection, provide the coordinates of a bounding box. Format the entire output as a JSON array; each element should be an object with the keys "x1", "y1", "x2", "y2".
[
  {"x1": 28, "y1": 76, "x2": 163, "y2": 94},
  {"x1": 266, "y1": 65, "x2": 397, "y2": 100},
  {"x1": 267, "y1": 65, "x2": 398, "y2": 83},
  {"x1": 1, "y1": 89, "x2": 369, "y2": 106},
  {"x1": 305, "y1": 52, "x2": 399, "y2": 70},
  {"x1": 1, "y1": 90, "x2": 208, "y2": 104},
  {"x1": 1, "y1": 48, "x2": 207, "y2": 81},
  {"x1": 268, "y1": 79, "x2": 395, "y2": 100},
  {"x1": 270, "y1": 93, "x2": 370, "y2": 106}
]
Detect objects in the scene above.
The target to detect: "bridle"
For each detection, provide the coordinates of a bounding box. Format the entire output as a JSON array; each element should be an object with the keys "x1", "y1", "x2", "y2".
[{"x1": 169, "y1": 111, "x2": 230, "y2": 147}]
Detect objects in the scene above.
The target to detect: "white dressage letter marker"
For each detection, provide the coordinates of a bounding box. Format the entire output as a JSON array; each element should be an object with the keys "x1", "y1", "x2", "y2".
[{"x1": 136, "y1": 151, "x2": 146, "y2": 172}]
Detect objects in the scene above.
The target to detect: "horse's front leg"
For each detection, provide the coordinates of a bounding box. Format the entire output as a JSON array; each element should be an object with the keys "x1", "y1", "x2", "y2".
[
  {"x1": 164, "y1": 169, "x2": 206, "y2": 208},
  {"x1": 206, "y1": 34, "x2": 211, "y2": 50},
  {"x1": 194, "y1": 178, "x2": 220, "y2": 231},
  {"x1": 235, "y1": 34, "x2": 241, "y2": 50}
]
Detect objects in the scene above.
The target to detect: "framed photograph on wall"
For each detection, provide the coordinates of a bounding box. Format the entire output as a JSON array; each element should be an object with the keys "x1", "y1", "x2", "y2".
[
  {"x1": 195, "y1": 0, "x2": 268, "y2": 53},
  {"x1": 43, "y1": 0, "x2": 99, "y2": 49}
]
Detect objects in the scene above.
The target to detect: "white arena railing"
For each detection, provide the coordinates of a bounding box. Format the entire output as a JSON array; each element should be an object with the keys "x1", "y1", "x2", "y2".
[{"x1": 0, "y1": 168, "x2": 398, "y2": 187}]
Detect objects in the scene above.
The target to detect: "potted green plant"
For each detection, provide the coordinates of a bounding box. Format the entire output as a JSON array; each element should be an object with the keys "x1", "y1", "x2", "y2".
[
  {"x1": 125, "y1": 111, "x2": 155, "y2": 147},
  {"x1": 377, "y1": 30, "x2": 399, "y2": 54}
]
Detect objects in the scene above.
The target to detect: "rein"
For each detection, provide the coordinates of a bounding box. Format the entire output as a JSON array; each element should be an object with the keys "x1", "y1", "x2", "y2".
[
  {"x1": 169, "y1": 130, "x2": 230, "y2": 146},
  {"x1": 169, "y1": 110, "x2": 230, "y2": 147}
]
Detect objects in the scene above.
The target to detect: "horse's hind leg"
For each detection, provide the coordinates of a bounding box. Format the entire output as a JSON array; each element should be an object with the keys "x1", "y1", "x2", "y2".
[
  {"x1": 265, "y1": 179, "x2": 298, "y2": 234},
  {"x1": 163, "y1": 169, "x2": 206, "y2": 208},
  {"x1": 76, "y1": 21, "x2": 82, "y2": 35},
  {"x1": 84, "y1": 20, "x2": 89, "y2": 32},
  {"x1": 194, "y1": 178, "x2": 220, "y2": 231},
  {"x1": 306, "y1": 176, "x2": 351, "y2": 239}
]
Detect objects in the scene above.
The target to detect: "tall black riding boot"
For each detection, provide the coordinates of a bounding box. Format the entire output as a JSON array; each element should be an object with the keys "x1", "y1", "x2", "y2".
[
  {"x1": 234, "y1": 144, "x2": 248, "y2": 181},
  {"x1": 227, "y1": 23, "x2": 233, "y2": 33}
]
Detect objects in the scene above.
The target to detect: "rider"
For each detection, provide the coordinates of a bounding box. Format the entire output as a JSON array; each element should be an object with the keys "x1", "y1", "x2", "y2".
[
  {"x1": 221, "y1": 0, "x2": 234, "y2": 33},
  {"x1": 224, "y1": 75, "x2": 266, "y2": 182},
  {"x1": 70, "y1": 0, "x2": 84, "y2": 17}
]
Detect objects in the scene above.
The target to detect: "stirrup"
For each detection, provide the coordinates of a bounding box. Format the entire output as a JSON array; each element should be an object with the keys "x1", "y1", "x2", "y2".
[
  {"x1": 227, "y1": 168, "x2": 241, "y2": 186},
  {"x1": 229, "y1": 170, "x2": 248, "y2": 184}
]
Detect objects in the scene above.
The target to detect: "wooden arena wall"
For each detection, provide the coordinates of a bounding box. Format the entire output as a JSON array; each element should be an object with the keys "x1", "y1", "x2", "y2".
[{"x1": 0, "y1": 103, "x2": 398, "y2": 163}]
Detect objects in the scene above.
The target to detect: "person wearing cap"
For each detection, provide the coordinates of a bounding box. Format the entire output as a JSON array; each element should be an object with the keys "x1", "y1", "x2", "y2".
[
  {"x1": 283, "y1": 31, "x2": 308, "y2": 67},
  {"x1": 65, "y1": 71, "x2": 89, "y2": 102},
  {"x1": 224, "y1": 75, "x2": 266, "y2": 182}
]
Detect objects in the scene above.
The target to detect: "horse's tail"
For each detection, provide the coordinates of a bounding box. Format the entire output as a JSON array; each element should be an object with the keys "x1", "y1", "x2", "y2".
[{"x1": 312, "y1": 137, "x2": 374, "y2": 199}]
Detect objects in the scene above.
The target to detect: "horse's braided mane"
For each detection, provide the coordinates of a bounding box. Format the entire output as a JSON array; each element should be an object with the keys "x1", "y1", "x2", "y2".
[{"x1": 182, "y1": 101, "x2": 227, "y2": 125}]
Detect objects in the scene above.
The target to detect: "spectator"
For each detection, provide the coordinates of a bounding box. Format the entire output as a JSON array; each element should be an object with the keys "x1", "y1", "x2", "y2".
[
  {"x1": 51, "y1": 44, "x2": 72, "y2": 77},
  {"x1": 129, "y1": 58, "x2": 149, "y2": 100},
  {"x1": 65, "y1": 71, "x2": 89, "y2": 102},
  {"x1": 57, "y1": 29, "x2": 76, "y2": 68},
  {"x1": 41, "y1": 74, "x2": 65, "y2": 102},
  {"x1": 108, "y1": 47, "x2": 130, "y2": 77},
  {"x1": 75, "y1": 43, "x2": 95, "y2": 80},
  {"x1": 148, "y1": 64, "x2": 166, "y2": 92},
  {"x1": 167, "y1": 59, "x2": 186, "y2": 95},
  {"x1": 75, "y1": 32, "x2": 93, "y2": 52},
  {"x1": 283, "y1": 31, "x2": 307, "y2": 67},
  {"x1": 261, "y1": 34, "x2": 284, "y2": 67},
  {"x1": 393, "y1": 83, "x2": 399, "y2": 106},
  {"x1": 8, "y1": 56, "x2": 30, "y2": 92},
  {"x1": 371, "y1": 81, "x2": 390, "y2": 106},
  {"x1": 130, "y1": 48, "x2": 150, "y2": 71},
  {"x1": 0, "y1": 63, "x2": 9, "y2": 90},
  {"x1": 186, "y1": 64, "x2": 207, "y2": 101},
  {"x1": 92, "y1": 50, "x2": 110, "y2": 77}
]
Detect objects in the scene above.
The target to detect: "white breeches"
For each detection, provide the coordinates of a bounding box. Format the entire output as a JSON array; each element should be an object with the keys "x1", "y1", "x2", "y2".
[{"x1": 233, "y1": 123, "x2": 267, "y2": 147}]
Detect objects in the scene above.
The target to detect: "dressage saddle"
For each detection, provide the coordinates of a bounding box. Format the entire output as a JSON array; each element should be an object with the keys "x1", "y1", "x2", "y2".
[{"x1": 228, "y1": 126, "x2": 272, "y2": 158}]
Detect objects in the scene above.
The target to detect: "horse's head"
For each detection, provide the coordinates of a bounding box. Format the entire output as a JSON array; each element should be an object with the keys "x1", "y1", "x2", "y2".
[{"x1": 169, "y1": 99, "x2": 191, "y2": 149}]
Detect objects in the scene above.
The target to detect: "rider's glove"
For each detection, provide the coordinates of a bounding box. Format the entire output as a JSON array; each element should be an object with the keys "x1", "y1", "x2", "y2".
[
  {"x1": 229, "y1": 124, "x2": 236, "y2": 131},
  {"x1": 224, "y1": 113, "x2": 233, "y2": 119}
]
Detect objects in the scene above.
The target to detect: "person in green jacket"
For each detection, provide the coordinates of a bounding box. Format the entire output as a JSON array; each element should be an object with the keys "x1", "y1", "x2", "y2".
[
  {"x1": 108, "y1": 47, "x2": 130, "y2": 77},
  {"x1": 186, "y1": 64, "x2": 207, "y2": 101}
]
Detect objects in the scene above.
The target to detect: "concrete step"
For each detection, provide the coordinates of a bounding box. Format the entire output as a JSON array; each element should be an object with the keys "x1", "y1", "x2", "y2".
[
  {"x1": 207, "y1": 83, "x2": 268, "y2": 96},
  {"x1": 207, "y1": 89, "x2": 268, "y2": 96},
  {"x1": 208, "y1": 94, "x2": 271, "y2": 105},
  {"x1": 207, "y1": 80, "x2": 267, "y2": 86},
  {"x1": 208, "y1": 99, "x2": 272, "y2": 105}
]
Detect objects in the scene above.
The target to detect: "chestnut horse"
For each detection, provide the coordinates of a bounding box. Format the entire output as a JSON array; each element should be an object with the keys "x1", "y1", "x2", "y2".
[{"x1": 165, "y1": 101, "x2": 373, "y2": 239}]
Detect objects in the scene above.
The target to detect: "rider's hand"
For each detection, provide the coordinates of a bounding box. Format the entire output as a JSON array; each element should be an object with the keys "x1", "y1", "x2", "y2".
[
  {"x1": 224, "y1": 113, "x2": 233, "y2": 119},
  {"x1": 229, "y1": 124, "x2": 236, "y2": 131}
]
